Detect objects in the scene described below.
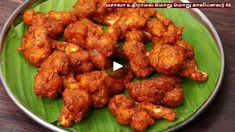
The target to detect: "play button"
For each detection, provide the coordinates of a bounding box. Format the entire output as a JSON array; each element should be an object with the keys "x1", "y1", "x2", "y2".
[
  {"x1": 113, "y1": 61, "x2": 123, "y2": 71},
  {"x1": 105, "y1": 61, "x2": 130, "y2": 79}
]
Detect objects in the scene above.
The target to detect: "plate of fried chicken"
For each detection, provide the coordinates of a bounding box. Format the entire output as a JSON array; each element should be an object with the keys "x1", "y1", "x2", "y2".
[{"x1": 0, "y1": 0, "x2": 224, "y2": 132}]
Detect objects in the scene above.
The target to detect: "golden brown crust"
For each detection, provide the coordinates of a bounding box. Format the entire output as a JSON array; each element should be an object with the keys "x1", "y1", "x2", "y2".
[
  {"x1": 73, "y1": 0, "x2": 97, "y2": 19},
  {"x1": 18, "y1": 25, "x2": 53, "y2": 66},
  {"x1": 64, "y1": 19, "x2": 103, "y2": 47},
  {"x1": 181, "y1": 59, "x2": 208, "y2": 82},
  {"x1": 126, "y1": 76, "x2": 184, "y2": 107},
  {"x1": 76, "y1": 71, "x2": 110, "y2": 108},
  {"x1": 109, "y1": 95, "x2": 176, "y2": 131},
  {"x1": 63, "y1": 74, "x2": 80, "y2": 90},
  {"x1": 34, "y1": 68, "x2": 63, "y2": 99},
  {"x1": 163, "y1": 86, "x2": 184, "y2": 107},
  {"x1": 64, "y1": 19, "x2": 120, "y2": 69},
  {"x1": 146, "y1": 13, "x2": 208, "y2": 82},
  {"x1": 130, "y1": 107, "x2": 154, "y2": 132},
  {"x1": 76, "y1": 71, "x2": 107, "y2": 107},
  {"x1": 58, "y1": 106, "x2": 74, "y2": 127},
  {"x1": 41, "y1": 51, "x2": 70, "y2": 75},
  {"x1": 114, "y1": 8, "x2": 155, "y2": 34},
  {"x1": 140, "y1": 102, "x2": 176, "y2": 122},
  {"x1": 148, "y1": 43, "x2": 186, "y2": 75},
  {"x1": 63, "y1": 88, "x2": 92, "y2": 121},
  {"x1": 93, "y1": 9, "x2": 125, "y2": 26},
  {"x1": 147, "y1": 12, "x2": 183, "y2": 44},
  {"x1": 123, "y1": 30, "x2": 154, "y2": 78},
  {"x1": 20, "y1": 1, "x2": 209, "y2": 130},
  {"x1": 76, "y1": 71, "x2": 131, "y2": 108},
  {"x1": 105, "y1": 71, "x2": 133, "y2": 96},
  {"x1": 53, "y1": 42, "x2": 96, "y2": 74},
  {"x1": 23, "y1": 10, "x2": 45, "y2": 26},
  {"x1": 176, "y1": 41, "x2": 208, "y2": 82},
  {"x1": 23, "y1": 9, "x2": 76, "y2": 38},
  {"x1": 108, "y1": 94, "x2": 136, "y2": 115},
  {"x1": 59, "y1": 74, "x2": 92, "y2": 127}
]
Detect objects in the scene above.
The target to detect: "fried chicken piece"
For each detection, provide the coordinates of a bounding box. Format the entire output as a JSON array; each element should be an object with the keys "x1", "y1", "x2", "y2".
[
  {"x1": 53, "y1": 41, "x2": 95, "y2": 74},
  {"x1": 46, "y1": 11, "x2": 77, "y2": 24},
  {"x1": 146, "y1": 12, "x2": 208, "y2": 81},
  {"x1": 23, "y1": 9, "x2": 45, "y2": 26},
  {"x1": 146, "y1": 12, "x2": 183, "y2": 44},
  {"x1": 123, "y1": 30, "x2": 154, "y2": 77},
  {"x1": 105, "y1": 71, "x2": 133, "y2": 96},
  {"x1": 146, "y1": 20, "x2": 166, "y2": 39},
  {"x1": 148, "y1": 43, "x2": 187, "y2": 75},
  {"x1": 24, "y1": 9, "x2": 76, "y2": 26},
  {"x1": 89, "y1": 49, "x2": 109, "y2": 69},
  {"x1": 87, "y1": 25, "x2": 121, "y2": 69},
  {"x1": 116, "y1": 107, "x2": 135, "y2": 125},
  {"x1": 86, "y1": 27, "x2": 113, "y2": 69},
  {"x1": 162, "y1": 24, "x2": 183, "y2": 44},
  {"x1": 65, "y1": 45, "x2": 90, "y2": 67},
  {"x1": 147, "y1": 21, "x2": 183, "y2": 44},
  {"x1": 109, "y1": 94, "x2": 135, "y2": 113},
  {"x1": 76, "y1": 71, "x2": 111, "y2": 108},
  {"x1": 34, "y1": 68, "x2": 63, "y2": 99},
  {"x1": 130, "y1": 107, "x2": 154, "y2": 132},
  {"x1": 181, "y1": 59, "x2": 208, "y2": 82},
  {"x1": 58, "y1": 106, "x2": 74, "y2": 127},
  {"x1": 109, "y1": 95, "x2": 153, "y2": 131},
  {"x1": 23, "y1": 9, "x2": 76, "y2": 38},
  {"x1": 72, "y1": 0, "x2": 97, "y2": 19},
  {"x1": 76, "y1": 71, "x2": 131, "y2": 108},
  {"x1": 45, "y1": 11, "x2": 77, "y2": 38},
  {"x1": 85, "y1": 23, "x2": 120, "y2": 57},
  {"x1": 140, "y1": 102, "x2": 176, "y2": 122},
  {"x1": 63, "y1": 20, "x2": 88, "y2": 46},
  {"x1": 114, "y1": 8, "x2": 155, "y2": 34},
  {"x1": 109, "y1": 95, "x2": 177, "y2": 131},
  {"x1": 53, "y1": 40, "x2": 108, "y2": 71},
  {"x1": 109, "y1": 95, "x2": 136, "y2": 125},
  {"x1": 17, "y1": 25, "x2": 53, "y2": 66},
  {"x1": 41, "y1": 51, "x2": 70, "y2": 75},
  {"x1": 75, "y1": 71, "x2": 108, "y2": 108},
  {"x1": 63, "y1": 74, "x2": 80, "y2": 90},
  {"x1": 64, "y1": 19, "x2": 120, "y2": 69},
  {"x1": 176, "y1": 41, "x2": 208, "y2": 82},
  {"x1": 64, "y1": 19, "x2": 103, "y2": 47},
  {"x1": 126, "y1": 76, "x2": 184, "y2": 107},
  {"x1": 61, "y1": 87, "x2": 92, "y2": 123},
  {"x1": 19, "y1": 10, "x2": 76, "y2": 66},
  {"x1": 94, "y1": 25, "x2": 121, "y2": 57},
  {"x1": 64, "y1": 43, "x2": 95, "y2": 74},
  {"x1": 59, "y1": 74, "x2": 92, "y2": 127},
  {"x1": 74, "y1": 62, "x2": 95, "y2": 75},
  {"x1": 148, "y1": 41, "x2": 208, "y2": 82}
]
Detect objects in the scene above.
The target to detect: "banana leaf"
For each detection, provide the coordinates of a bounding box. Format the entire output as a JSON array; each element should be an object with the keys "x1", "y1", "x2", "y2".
[{"x1": 1, "y1": 0, "x2": 221, "y2": 131}]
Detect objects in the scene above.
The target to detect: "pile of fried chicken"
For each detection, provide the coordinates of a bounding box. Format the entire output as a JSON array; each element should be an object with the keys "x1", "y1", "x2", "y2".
[{"x1": 17, "y1": 0, "x2": 208, "y2": 131}]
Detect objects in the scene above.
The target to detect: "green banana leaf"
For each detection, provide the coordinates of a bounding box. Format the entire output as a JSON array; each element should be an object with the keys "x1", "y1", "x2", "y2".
[{"x1": 1, "y1": 0, "x2": 221, "y2": 131}]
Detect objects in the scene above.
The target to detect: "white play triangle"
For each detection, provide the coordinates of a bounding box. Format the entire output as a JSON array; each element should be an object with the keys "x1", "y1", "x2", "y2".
[{"x1": 113, "y1": 61, "x2": 123, "y2": 71}]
